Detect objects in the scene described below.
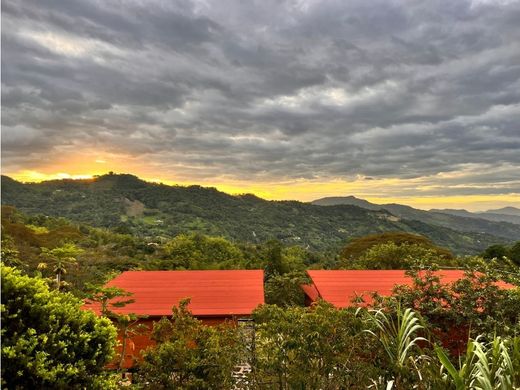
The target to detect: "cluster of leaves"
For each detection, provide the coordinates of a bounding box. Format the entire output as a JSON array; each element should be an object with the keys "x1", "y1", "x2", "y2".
[
  {"x1": 370, "y1": 269, "x2": 520, "y2": 357},
  {"x1": 482, "y1": 241, "x2": 520, "y2": 265},
  {"x1": 251, "y1": 301, "x2": 383, "y2": 389},
  {"x1": 1, "y1": 205, "x2": 151, "y2": 293},
  {"x1": 135, "y1": 299, "x2": 244, "y2": 389},
  {"x1": 362, "y1": 306, "x2": 520, "y2": 389},
  {"x1": 340, "y1": 232, "x2": 454, "y2": 260},
  {"x1": 1, "y1": 266, "x2": 118, "y2": 389}
]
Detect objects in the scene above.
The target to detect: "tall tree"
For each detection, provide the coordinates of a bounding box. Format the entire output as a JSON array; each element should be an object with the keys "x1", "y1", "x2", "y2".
[{"x1": 39, "y1": 242, "x2": 83, "y2": 289}]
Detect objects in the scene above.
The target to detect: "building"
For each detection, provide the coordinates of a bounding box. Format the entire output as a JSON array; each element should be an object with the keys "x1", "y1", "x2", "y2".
[
  {"x1": 83, "y1": 269, "x2": 265, "y2": 368},
  {"x1": 303, "y1": 269, "x2": 514, "y2": 307}
]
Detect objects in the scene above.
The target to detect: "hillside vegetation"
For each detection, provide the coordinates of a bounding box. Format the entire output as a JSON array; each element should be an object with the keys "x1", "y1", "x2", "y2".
[
  {"x1": 312, "y1": 196, "x2": 520, "y2": 238},
  {"x1": 2, "y1": 174, "x2": 515, "y2": 254}
]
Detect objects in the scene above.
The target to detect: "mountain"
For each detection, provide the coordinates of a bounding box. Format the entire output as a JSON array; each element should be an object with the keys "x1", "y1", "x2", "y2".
[
  {"x1": 431, "y1": 208, "x2": 520, "y2": 225},
  {"x1": 311, "y1": 196, "x2": 520, "y2": 241},
  {"x1": 484, "y1": 207, "x2": 520, "y2": 216},
  {"x1": 1, "y1": 174, "x2": 514, "y2": 254}
]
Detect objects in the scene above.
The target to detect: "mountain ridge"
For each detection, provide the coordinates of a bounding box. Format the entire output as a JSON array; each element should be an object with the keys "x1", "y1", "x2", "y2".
[
  {"x1": 1, "y1": 174, "x2": 516, "y2": 254},
  {"x1": 312, "y1": 196, "x2": 520, "y2": 239}
]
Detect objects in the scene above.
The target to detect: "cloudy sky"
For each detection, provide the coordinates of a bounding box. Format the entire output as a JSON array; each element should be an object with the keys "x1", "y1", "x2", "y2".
[{"x1": 2, "y1": 0, "x2": 520, "y2": 210}]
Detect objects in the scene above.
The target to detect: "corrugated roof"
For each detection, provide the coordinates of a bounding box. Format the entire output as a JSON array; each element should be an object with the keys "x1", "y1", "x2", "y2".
[
  {"x1": 301, "y1": 283, "x2": 320, "y2": 301},
  {"x1": 84, "y1": 270, "x2": 265, "y2": 316},
  {"x1": 307, "y1": 270, "x2": 514, "y2": 308}
]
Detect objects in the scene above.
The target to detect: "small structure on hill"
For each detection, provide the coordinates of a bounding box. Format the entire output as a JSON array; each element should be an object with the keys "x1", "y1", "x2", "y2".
[{"x1": 83, "y1": 269, "x2": 265, "y2": 368}]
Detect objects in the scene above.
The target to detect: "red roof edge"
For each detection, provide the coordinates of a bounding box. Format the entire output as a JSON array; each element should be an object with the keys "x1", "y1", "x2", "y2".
[{"x1": 301, "y1": 283, "x2": 320, "y2": 302}]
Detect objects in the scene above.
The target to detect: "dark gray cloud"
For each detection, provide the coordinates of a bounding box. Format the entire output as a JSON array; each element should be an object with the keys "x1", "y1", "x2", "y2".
[{"x1": 2, "y1": 0, "x2": 520, "y2": 197}]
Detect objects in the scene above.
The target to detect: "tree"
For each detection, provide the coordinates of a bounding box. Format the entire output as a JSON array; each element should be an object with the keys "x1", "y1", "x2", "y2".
[
  {"x1": 349, "y1": 241, "x2": 457, "y2": 269},
  {"x1": 340, "y1": 232, "x2": 453, "y2": 264},
  {"x1": 264, "y1": 271, "x2": 309, "y2": 307},
  {"x1": 481, "y1": 244, "x2": 509, "y2": 261},
  {"x1": 110, "y1": 313, "x2": 149, "y2": 372},
  {"x1": 1, "y1": 265, "x2": 117, "y2": 389},
  {"x1": 136, "y1": 299, "x2": 244, "y2": 389},
  {"x1": 252, "y1": 302, "x2": 382, "y2": 389},
  {"x1": 0, "y1": 235, "x2": 24, "y2": 268},
  {"x1": 39, "y1": 242, "x2": 83, "y2": 289},
  {"x1": 84, "y1": 284, "x2": 135, "y2": 317},
  {"x1": 508, "y1": 241, "x2": 520, "y2": 266},
  {"x1": 264, "y1": 239, "x2": 287, "y2": 278},
  {"x1": 162, "y1": 233, "x2": 245, "y2": 269}
]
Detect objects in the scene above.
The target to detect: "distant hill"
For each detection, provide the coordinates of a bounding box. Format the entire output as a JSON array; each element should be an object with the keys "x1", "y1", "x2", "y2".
[
  {"x1": 431, "y1": 207, "x2": 520, "y2": 225},
  {"x1": 484, "y1": 207, "x2": 520, "y2": 216},
  {"x1": 1, "y1": 174, "x2": 515, "y2": 254},
  {"x1": 311, "y1": 196, "x2": 520, "y2": 240}
]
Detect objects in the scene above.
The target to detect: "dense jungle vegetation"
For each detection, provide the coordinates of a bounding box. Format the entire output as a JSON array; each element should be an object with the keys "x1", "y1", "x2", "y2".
[
  {"x1": 3, "y1": 173, "x2": 519, "y2": 254},
  {"x1": 2, "y1": 178, "x2": 520, "y2": 389}
]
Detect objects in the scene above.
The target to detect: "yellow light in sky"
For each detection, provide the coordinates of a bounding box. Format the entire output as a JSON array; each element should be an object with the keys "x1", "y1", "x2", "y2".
[{"x1": 5, "y1": 168, "x2": 519, "y2": 212}]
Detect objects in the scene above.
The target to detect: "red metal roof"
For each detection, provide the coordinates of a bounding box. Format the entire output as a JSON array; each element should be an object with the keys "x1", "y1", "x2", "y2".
[
  {"x1": 301, "y1": 283, "x2": 320, "y2": 302},
  {"x1": 306, "y1": 270, "x2": 514, "y2": 308},
  {"x1": 84, "y1": 270, "x2": 265, "y2": 316}
]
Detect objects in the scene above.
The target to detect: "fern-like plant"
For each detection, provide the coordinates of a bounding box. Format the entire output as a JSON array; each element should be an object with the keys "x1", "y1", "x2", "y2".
[
  {"x1": 365, "y1": 306, "x2": 428, "y2": 387},
  {"x1": 435, "y1": 335, "x2": 520, "y2": 389}
]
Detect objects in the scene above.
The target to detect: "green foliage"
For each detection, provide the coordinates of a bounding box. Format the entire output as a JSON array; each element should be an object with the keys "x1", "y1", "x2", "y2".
[
  {"x1": 347, "y1": 241, "x2": 456, "y2": 269},
  {"x1": 482, "y1": 244, "x2": 509, "y2": 261},
  {"x1": 263, "y1": 239, "x2": 287, "y2": 277},
  {"x1": 264, "y1": 271, "x2": 309, "y2": 307},
  {"x1": 137, "y1": 299, "x2": 244, "y2": 389},
  {"x1": 162, "y1": 233, "x2": 245, "y2": 269},
  {"x1": 1, "y1": 265, "x2": 117, "y2": 389},
  {"x1": 510, "y1": 241, "x2": 520, "y2": 266},
  {"x1": 375, "y1": 270, "x2": 520, "y2": 354},
  {"x1": 84, "y1": 284, "x2": 135, "y2": 316},
  {"x1": 1, "y1": 235, "x2": 24, "y2": 268},
  {"x1": 482, "y1": 241, "x2": 520, "y2": 266},
  {"x1": 3, "y1": 174, "x2": 511, "y2": 254},
  {"x1": 435, "y1": 335, "x2": 520, "y2": 389},
  {"x1": 364, "y1": 306, "x2": 429, "y2": 387},
  {"x1": 252, "y1": 301, "x2": 382, "y2": 389},
  {"x1": 1, "y1": 205, "x2": 152, "y2": 293},
  {"x1": 340, "y1": 232, "x2": 454, "y2": 263},
  {"x1": 39, "y1": 242, "x2": 83, "y2": 289}
]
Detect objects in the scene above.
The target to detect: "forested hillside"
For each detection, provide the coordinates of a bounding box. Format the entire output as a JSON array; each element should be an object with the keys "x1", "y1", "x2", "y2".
[
  {"x1": 312, "y1": 196, "x2": 520, "y2": 238},
  {"x1": 1, "y1": 174, "x2": 514, "y2": 254}
]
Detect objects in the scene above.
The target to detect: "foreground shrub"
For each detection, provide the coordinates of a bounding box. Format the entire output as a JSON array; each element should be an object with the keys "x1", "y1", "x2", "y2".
[
  {"x1": 252, "y1": 301, "x2": 382, "y2": 389},
  {"x1": 1, "y1": 265, "x2": 117, "y2": 389},
  {"x1": 375, "y1": 269, "x2": 520, "y2": 355},
  {"x1": 136, "y1": 299, "x2": 244, "y2": 389},
  {"x1": 436, "y1": 335, "x2": 520, "y2": 389}
]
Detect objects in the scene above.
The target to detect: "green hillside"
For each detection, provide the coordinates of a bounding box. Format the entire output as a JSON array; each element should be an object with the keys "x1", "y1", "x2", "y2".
[
  {"x1": 1, "y1": 174, "x2": 512, "y2": 254},
  {"x1": 313, "y1": 196, "x2": 520, "y2": 240}
]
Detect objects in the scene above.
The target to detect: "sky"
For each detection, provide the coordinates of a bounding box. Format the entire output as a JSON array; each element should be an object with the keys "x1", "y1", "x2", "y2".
[{"x1": 2, "y1": 0, "x2": 520, "y2": 211}]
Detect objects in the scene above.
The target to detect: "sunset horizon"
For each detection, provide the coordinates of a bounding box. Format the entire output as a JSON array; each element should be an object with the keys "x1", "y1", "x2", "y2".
[{"x1": 4, "y1": 168, "x2": 519, "y2": 212}]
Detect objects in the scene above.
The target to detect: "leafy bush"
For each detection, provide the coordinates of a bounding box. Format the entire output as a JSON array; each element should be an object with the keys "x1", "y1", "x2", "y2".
[
  {"x1": 1, "y1": 266, "x2": 117, "y2": 389},
  {"x1": 374, "y1": 270, "x2": 520, "y2": 355},
  {"x1": 252, "y1": 301, "x2": 382, "y2": 389},
  {"x1": 435, "y1": 335, "x2": 520, "y2": 389},
  {"x1": 136, "y1": 299, "x2": 244, "y2": 389}
]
